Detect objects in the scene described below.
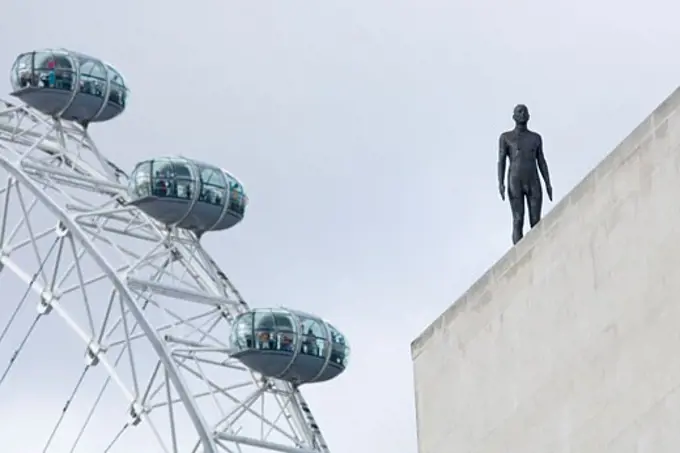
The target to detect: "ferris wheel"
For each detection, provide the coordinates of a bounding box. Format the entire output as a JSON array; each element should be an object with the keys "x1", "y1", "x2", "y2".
[{"x1": 0, "y1": 48, "x2": 350, "y2": 453}]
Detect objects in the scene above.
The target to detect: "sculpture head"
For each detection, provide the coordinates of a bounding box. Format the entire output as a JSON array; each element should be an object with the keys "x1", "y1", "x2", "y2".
[{"x1": 512, "y1": 104, "x2": 530, "y2": 126}]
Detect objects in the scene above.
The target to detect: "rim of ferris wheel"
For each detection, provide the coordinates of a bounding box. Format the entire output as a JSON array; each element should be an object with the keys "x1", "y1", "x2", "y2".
[
  {"x1": 127, "y1": 157, "x2": 248, "y2": 235},
  {"x1": 229, "y1": 308, "x2": 349, "y2": 385},
  {"x1": 0, "y1": 49, "x2": 337, "y2": 453},
  {"x1": 10, "y1": 48, "x2": 129, "y2": 125},
  {"x1": 0, "y1": 153, "x2": 218, "y2": 452}
]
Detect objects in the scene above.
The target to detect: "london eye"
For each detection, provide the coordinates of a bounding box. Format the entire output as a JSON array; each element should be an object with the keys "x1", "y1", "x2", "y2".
[{"x1": 0, "y1": 48, "x2": 349, "y2": 452}]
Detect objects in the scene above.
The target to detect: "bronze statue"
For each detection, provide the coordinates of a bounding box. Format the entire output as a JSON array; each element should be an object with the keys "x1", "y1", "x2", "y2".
[{"x1": 498, "y1": 104, "x2": 553, "y2": 244}]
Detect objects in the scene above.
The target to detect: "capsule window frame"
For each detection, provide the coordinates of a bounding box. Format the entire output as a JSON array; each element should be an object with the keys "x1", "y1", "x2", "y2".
[
  {"x1": 146, "y1": 158, "x2": 195, "y2": 201},
  {"x1": 33, "y1": 51, "x2": 56, "y2": 70},
  {"x1": 225, "y1": 176, "x2": 247, "y2": 216},
  {"x1": 341, "y1": 344, "x2": 350, "y2": 367},
  {"x1": 79, "y1": 58, "x2": 107, "y2": 79},
  {"x1": 244, "y1": 310, "x2": 299, "y2": 353},
  {"x1": 327, "y1": 323, "x2": 349, "y2": 368},
  {"x1": 102, "y1": 63, "x2": 129, "y2": 107},
  {"x1": 299, "y1": 317, "x2": 326, "y2": 339},
  {"x1": 25, "y1": 51, "x2": 75, "y2": 91},
  {"x1": 130, "y1": 161, "x2": 152, "y2": 198},
  {"x1": 270, "y1": 310, "x2": 296, "y2": 332},
  {"x1": 196, "y1": 165, "x2": 228, "y2": 207},
  {"x1": 297, "y1": 316, "x2": 330, "y2": 359},
  {"x1": 252, "y1": 310, "x2": 277, "y2": 350},
  {"x1": 10, "y1": 53, "x2": 34, "y2": 91},
  {"x1": 149, "y1": 158, "x2": 175, "y2": 198},
  {"x1": 106, "y1": 64, "x2": 127, "y2": 89},
  {"x1": 271, "y1": 310, "x2": 297, "y2": 352},
  {"x1": 231, "y1": 312, "x2": 255, "y2": 350},
  {"x1": 167, "y1": 159, "x2": 196, "y2": 201}
]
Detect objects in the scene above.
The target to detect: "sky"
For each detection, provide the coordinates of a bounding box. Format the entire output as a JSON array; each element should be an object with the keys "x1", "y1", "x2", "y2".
[{"x1": 0, "y1": 0, "x2": 679, "y2": 452}]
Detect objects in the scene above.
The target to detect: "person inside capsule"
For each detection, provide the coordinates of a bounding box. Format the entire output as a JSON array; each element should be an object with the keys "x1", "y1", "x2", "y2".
[
  {"x1": 301, "y1": 328, "x2": 319, "y2": 356},
  {"x1": 38, "y1": 54, "x2": 73, "y2": 90},
  {"x1": 256, "y1": 312, "x2": 291, "y2": 351},
  {"x1": 152, "y1": 169, "x2": 168, "y2": 197}
]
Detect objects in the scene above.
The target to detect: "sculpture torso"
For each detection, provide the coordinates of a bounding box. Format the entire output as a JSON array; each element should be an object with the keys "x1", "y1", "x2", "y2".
[{"x1": 500, "y1": 128, "x2": 542, "y2": 186}]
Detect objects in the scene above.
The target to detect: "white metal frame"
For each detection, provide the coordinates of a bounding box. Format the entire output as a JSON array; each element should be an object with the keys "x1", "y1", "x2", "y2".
[{"x1": 0, "y1": 99, "x2": 330, "y2": 453}]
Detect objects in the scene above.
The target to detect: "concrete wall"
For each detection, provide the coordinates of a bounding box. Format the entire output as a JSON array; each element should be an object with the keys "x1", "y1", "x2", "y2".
[{"x1": 411, "y1": 86, "x2": 680, "y2": 453}]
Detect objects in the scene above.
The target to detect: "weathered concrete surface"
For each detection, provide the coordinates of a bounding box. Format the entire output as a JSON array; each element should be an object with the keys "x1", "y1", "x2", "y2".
[{"x1": 411, "y1": 86, "x2": 680, "y2": 453}]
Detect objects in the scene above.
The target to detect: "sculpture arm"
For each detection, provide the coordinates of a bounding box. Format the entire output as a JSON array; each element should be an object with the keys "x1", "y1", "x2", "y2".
[
  {"x1": 536, "y1": 135, "x2": 551, "y2": 187},
  {"x1": 497, "y1": 134, "x2": 507, "y2": 186}
]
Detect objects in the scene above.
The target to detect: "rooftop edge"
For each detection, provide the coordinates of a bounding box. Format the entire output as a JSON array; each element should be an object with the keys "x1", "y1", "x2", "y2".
[{"x1": 410, "y1": 85, "x2": 680, "y2": 359}]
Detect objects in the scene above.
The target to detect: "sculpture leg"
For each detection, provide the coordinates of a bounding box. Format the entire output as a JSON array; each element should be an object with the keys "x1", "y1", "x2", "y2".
[
  {"x1": 508, "y1": 191, "x2": 525, "y2": 245},
  {"x1": 527, "y1": 184, "x2": 543, "y2": 228}
]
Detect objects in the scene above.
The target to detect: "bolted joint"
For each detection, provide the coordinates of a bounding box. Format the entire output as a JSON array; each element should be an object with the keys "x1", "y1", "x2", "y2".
[
  {"x1": 218, "y1": 305, "x2": 233, "y2": 322},
  {"x1": 84, "y1": 341, "x2": 107, "y2": 366},
  {"x1": 170, "y1": 248, "x2": 182, "y2": 261},
  {"x1": 55, "y1": 221, "x2": 69, "y2": 238},
  {"x1": 128, "y1": 401, "x2": 147, "y2": 426},
  {"x1": 37, "y1": 290, "x2": 56, "y2": 315}
]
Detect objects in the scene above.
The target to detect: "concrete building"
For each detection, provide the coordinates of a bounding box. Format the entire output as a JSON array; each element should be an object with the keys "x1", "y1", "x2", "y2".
[{"x1": 411, "y1": 87, "x2": 680, "y2": 453}]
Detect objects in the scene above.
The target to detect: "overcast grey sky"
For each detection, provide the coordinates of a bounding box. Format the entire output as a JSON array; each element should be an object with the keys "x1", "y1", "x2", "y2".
[{"x1": 0, "y1": 0, "x2": 679, "y2": 452}]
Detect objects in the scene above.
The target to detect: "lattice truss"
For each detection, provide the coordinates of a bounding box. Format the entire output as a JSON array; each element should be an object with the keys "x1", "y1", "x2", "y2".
[{"x1": 0, "y1": 100, "x2": 328, "y2": 453}]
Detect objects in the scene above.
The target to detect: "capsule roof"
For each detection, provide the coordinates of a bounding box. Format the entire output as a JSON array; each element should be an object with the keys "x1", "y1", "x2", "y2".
[
  {"x1": 128, "y1": 157, "x2": 248, "y2": 234},
  {"x1": 230, "y1": 308, "x2": 349, "y2": 385},
  {"x1": 10, "y1": 48, "x2": 128, "y2": 124}
]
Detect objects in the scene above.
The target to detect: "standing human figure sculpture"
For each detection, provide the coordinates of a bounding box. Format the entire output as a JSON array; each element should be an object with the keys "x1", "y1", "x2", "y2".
[{"x1": 497, "y1": 104, "x2": 553, "y2": 244}]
